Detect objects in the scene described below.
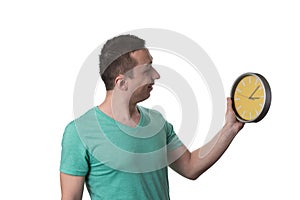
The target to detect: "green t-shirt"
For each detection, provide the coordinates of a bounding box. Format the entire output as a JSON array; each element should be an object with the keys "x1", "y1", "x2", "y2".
[{"x1": 60, "y1": 106, "x2": 183, "y2": 200}]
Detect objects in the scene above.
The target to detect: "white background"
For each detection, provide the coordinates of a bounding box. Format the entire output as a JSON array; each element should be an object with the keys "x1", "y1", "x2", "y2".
[{"x1": 1, "y1": 0, "x2": 299, "y2": 199}]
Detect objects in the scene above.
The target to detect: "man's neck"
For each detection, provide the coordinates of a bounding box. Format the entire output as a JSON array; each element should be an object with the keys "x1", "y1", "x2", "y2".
[{"x1": 98, "y1": 91, "x2": 141, "y2": 127}]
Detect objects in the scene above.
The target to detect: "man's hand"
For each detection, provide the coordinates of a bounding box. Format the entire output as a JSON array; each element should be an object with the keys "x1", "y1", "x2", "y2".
[{"x1": 224, "y1": 97, "x2": 244, "y2": 137}]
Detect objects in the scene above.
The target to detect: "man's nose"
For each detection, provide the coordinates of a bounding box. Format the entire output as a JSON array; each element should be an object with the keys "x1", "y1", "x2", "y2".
[{"x1": 152, "y1": 68, "x2": 160, "y2": 80}]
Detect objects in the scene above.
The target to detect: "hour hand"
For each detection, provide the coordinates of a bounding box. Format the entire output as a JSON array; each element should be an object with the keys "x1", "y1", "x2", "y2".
[{"x1": 249, "y1": 96, "x2": 260, "y2": 100}]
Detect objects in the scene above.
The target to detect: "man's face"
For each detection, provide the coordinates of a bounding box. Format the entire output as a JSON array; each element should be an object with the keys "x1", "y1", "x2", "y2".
[{"x1": 127, "y1": 49, "x2": 160, "y2": 103}]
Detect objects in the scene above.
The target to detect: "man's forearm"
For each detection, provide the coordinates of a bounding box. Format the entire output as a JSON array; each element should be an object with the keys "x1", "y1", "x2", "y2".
[{"x1": 188, "y1": 124, "x2": 239, "y2": 179}]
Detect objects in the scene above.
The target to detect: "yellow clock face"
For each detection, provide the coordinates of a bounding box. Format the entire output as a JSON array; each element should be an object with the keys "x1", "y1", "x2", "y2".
[{"x1": 231, "y1": 73, "x2": 271, "y2": 123}]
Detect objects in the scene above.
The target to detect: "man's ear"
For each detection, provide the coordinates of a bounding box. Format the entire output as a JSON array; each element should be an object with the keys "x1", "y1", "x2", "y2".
[{"x1": 115, "y1": 75, "x2": 128, "y2": 90}]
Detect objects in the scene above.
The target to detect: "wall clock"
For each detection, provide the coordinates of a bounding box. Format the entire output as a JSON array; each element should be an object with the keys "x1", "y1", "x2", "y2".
[{"x1": 231, "y1": 72, "x2": 271, "y2": 123}]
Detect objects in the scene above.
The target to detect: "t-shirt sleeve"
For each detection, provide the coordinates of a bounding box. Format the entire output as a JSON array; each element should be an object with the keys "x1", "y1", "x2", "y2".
[
  {"x1": 165, "y1": 121, "x2": 183, "y2": 151},
  {"x1": 60, "y1": 121, "x2": 89, "y2": 176}
]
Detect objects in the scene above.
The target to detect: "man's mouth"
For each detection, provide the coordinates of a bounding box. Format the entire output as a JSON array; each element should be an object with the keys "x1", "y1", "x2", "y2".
[{"x1": 148, "y1": 83, "x2": 154, "y2": 90}]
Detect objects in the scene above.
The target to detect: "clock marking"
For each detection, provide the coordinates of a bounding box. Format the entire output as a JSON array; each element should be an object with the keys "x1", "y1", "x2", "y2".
[
  {"x1": 255, "y1": 78, "x2": 259, "y2": 85},
  {"x1": 237, "y1": 105, "x2": 242, "y2": 110},
  {"x1": 242, "y1": 111, "x2": 246, "y2": 118}
]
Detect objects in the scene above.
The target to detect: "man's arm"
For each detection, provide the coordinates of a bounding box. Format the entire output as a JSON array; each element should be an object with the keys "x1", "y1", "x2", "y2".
[
  {"x1": 169, "y1": 98, "x2": 244, "y2": 180},
  {"x1": 60, "y1": 172, "x2": 85, "y2": 200}
]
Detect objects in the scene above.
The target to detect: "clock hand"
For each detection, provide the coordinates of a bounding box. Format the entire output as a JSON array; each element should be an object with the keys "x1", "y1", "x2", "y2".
[
  {"x1": 249, "y1": 86, "x2": 260, "y2": 99},
  {"x1": 249, "y1": 97, "x2": 260, "y2": 100},
  {"x1": 236, "y1": 93, "x2": 249, "y2": 99},
  {"x1": 237, "y1": 93, "x2": 260, "y2": 100}
]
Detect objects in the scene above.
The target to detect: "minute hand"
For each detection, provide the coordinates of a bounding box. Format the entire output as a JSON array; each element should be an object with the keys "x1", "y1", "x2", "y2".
[{"x1": 249, "y1": 86, "x2": 260, "y2": 99}]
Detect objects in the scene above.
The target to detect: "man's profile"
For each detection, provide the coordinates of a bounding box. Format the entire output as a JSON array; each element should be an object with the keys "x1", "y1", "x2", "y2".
[{"x1": 60, "y1": 34, "x2": 244, "y2": 199}]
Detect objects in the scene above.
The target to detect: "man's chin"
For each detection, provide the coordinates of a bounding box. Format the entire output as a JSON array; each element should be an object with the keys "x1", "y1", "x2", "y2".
[
  {"x1": 133, "y1": 93, "x2": 151, "y2": 104},
  {"x1": 130, "y1": 86, "x2": 153, "y2": 104},
  {"x1": 139, "y1": 94, "x2": 151, "y2": 103}
]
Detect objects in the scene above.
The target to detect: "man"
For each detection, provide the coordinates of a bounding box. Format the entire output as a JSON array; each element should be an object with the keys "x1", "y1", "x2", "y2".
[{"x1": 60, "y1": 35, "x2": 244, "y2": 199}]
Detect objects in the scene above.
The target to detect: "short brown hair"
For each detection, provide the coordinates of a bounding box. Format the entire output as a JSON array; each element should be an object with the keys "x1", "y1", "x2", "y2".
[{"x1": 99, "y1": 35, "x2": 145, "y2": 90}]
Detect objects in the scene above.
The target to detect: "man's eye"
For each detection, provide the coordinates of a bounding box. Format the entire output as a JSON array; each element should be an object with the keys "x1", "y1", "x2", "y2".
[{"x1": 143, "y1": 64, "x2": 153, "y2": 73}]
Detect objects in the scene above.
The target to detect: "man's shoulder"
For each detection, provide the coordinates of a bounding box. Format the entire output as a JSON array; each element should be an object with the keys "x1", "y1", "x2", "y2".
[
  {"x1": 64, "y1": 107, "x2": 97, "y2": 134},
  {"x1": 71, "y1": 107, "x2": 101, "y2": 127},
  {"x1": 75, "y1": 106, "x2": 98, "y2": 120}
]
